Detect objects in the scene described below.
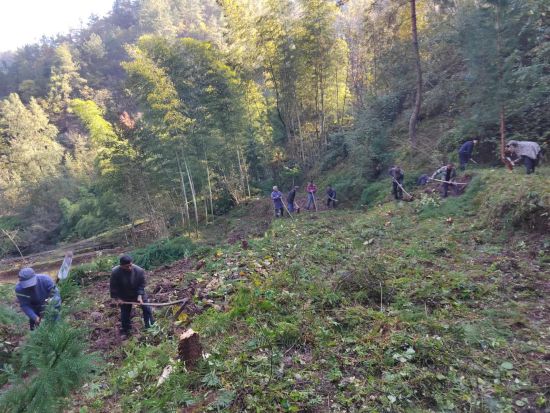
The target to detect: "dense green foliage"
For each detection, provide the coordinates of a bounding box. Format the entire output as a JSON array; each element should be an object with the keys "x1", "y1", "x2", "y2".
[
  {"x1": 0, "y1": 310, "x2": 97, "y2": 412},
  {"x1": 0, "y1": 0, "x2": 547, "y2": 256},
  {"x1": 131, "y1": 235, "x2": 197, "y2": 269}
]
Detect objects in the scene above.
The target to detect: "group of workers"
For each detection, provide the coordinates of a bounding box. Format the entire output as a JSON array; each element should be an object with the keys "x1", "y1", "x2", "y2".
[
  {"x1": 15, "y1": 254, "x2": 154, "y2": 337},
  {"x1": 271, "y1": 138, "x2": 543, "y2": 211},
  {"x1": 389, "y1": 139, "x2": 543, "y2": 200},
  {"x1": 12, "y1": 138, "x2": 544, "y2": 333},
  {"x1": 271, "y1": 181, "x2": 337, "y2": 217}
]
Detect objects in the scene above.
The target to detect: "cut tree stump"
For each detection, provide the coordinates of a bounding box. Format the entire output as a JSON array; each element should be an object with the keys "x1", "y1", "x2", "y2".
[{"x1": 178, "y1": 329, "x2": 202, "y2": 369}]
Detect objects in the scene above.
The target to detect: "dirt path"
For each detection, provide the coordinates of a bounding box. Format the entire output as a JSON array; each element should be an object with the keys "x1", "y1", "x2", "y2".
[{"x1": 0, "y1": 247, "x2": 125, "y2": 284}]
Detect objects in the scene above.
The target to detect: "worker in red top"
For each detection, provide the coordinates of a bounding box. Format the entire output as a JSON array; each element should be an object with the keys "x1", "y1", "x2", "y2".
[{"x1": 306, "y1": 180, "x2": 317, "y2": 210}]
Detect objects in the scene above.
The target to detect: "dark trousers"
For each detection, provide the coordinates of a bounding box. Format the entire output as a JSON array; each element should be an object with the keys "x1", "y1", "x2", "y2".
[
  {"x1": 274, "y1": 207, "x2": 284, "y2": 217},
  {"x1": 120, "y1": 298, "x2": 154, "y2": 333},
  {"x1": 459, "y1": 152, "x2": 470, "y2": 170},
  {"x1": 327, "y1": 198, "x2": 336, "y2": 208},
  {"x1": 442, "y1": 182, "x2": 458, "y2": 198},
  {"x1": 392, "y1": 179, "x2": 403, "y2": 200},
  {"x1": 522, "y1": 156, "x2": 536, "y2": 174}
]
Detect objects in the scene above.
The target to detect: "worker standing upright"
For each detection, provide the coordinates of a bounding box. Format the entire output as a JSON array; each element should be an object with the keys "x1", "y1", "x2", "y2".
[
  {"x1": 306, "y1": 181, "x2": 317, "y2": 210},
  {"x1": 271, "y1": 186, "x2": 284, "y2": 217},
  {"x1": 326, "y1": 185, "x2": 337, "y2": 208},
  {"x1": 287, "y1": 186, "x2": 299, "y2": 213}
]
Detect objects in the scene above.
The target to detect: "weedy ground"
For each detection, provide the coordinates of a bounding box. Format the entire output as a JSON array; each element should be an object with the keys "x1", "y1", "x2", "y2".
[{"x1": 2, "y1": 168, "x2": 549, "y2": 412}]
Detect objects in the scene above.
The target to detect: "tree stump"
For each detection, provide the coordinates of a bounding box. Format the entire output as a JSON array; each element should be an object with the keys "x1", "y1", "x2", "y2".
[{"x1": 178, "y1": 329, "x2": 202, "y2": 369}]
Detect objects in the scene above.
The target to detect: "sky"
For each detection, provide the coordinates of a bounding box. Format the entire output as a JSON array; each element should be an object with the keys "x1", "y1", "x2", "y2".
[{"x1": 0, "y1": 0, "x2": 114, "y2": 52}]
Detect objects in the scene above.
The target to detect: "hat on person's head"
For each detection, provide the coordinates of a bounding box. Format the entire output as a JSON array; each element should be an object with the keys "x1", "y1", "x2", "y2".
[
  {"x1": 18, "y1": 268, "x2": 37, "y2": 288},
  {"x1": 119, "y1": 255, "x2": 133, "y2": 265}
]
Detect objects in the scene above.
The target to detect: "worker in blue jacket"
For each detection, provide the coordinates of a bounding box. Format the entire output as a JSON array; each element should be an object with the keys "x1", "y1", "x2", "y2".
[
  {"x1": 458, "y1": 139, "x2": 478, "y2": 170},
  {"x1": 271, "y1": 186, "x2": 284, "y2": 217},
  {"x1": 15, "y1": 268, "x2": 61, "y2": 330}
]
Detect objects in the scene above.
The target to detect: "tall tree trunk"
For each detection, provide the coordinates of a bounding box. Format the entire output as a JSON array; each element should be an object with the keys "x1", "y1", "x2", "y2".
[
  {"x1": 236, "y1": 147, "x2": 245, "y2": 199},
  {"x1": 176, "y1": 152, "x2": 190, "y2": 225},
  {"x1": 499, "y1": 107, "x2": 507, "y2": 164},
  {"x1": 183, "y1": 156, "x2": 199, "y2": 234},
  {"x1": 495, "y1": 3, "x2": 509, "y2": 169},
  {"x1": 408, "y1": 0, "x2": 422, "y2": 148},
  {"x1": 320, "y1": 68, "x2": 327, "y2": 147},
  {"x1": 204, "y1": 153, "x2": 214, "y2": 217},
  {"x1": 268, "y1": 61, "x2": 291, "y2": 140},
  {"x1": 295, "y1": 105, "x2": 305, "y2": 163}
]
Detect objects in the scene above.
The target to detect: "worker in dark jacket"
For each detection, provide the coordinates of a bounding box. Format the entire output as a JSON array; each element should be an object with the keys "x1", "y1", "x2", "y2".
[
  {"x1": 15, "y1": 268, "x2": 61, "y2": 330},
  {"x1": 110, "y1": 255, "x2": 154, "y2": 336},
  {"x1": 458, "y1": 139, "x2": 478, "y2": 170},
  {"x1": 431, "y1": 163, "x2": 456, "y2": 198},
  {"x1": 326, "y1": 185, "x2": 337, "y2": 208},
  {"x1": 287, "y1": 186, "x2": 299, "y2": 213},
  {"x1": 388, "y1": 166, "x2": 404, "y2": 200}
]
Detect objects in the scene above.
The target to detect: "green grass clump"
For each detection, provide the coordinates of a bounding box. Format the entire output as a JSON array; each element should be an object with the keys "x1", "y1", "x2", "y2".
[
  {"x1": 131, "y1": 235, "x2": 196, "y2": 270},
  {"x1": 69, "y1": 255, "x2": 117, "y2": 284},
  {"x1": 476, "y1": 169, "x2": 549, "y2": 232}
]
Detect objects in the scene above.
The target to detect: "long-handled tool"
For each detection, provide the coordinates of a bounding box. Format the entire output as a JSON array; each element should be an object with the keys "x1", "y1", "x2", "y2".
[
  {"x1": 392, "y1": 178, "x2": 414, "y2": 200},
  {"x1": 428, "y1": 178, "x2": 468, "y2": 185},
  {"x1": 311, "y1": 193, "x2": 318, "y2": 211},
  {"x1": 282, "y1": 201, "x2": 294, "y2": 219},
  {"x1": 119, "y1": 298, "x2": 189, "y2": 307}
]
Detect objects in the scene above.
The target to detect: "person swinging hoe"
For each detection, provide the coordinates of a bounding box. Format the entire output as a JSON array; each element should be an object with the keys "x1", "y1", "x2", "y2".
[{"x1": 110, "y1": 255, "x2": 155, "y2": 337}]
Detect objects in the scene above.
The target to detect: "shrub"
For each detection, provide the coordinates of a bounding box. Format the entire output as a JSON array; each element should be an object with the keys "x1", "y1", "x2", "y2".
[
  {"x1": 360, "y1": 181, "x2": 389, "y2": 206},
  {"x1": 69, "y1": 256, "x2": 117, "y2": 285},
  {"x1": 131, "y1": 236, "x2": 196, "y2": 269}
]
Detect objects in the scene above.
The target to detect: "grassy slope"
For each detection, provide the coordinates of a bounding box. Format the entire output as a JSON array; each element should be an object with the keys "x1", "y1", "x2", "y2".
[{"x1": 70, "y1": 167, "x2": 549, "y2": 413}]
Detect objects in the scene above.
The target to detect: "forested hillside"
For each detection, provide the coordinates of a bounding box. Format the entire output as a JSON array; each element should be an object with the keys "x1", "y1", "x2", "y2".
[
  {"x1": 1, "y1": 0, "x2": 547, "y2": 256},
  {"x1": 0, "y1": 1, "x2": 549, "y2": 411}
]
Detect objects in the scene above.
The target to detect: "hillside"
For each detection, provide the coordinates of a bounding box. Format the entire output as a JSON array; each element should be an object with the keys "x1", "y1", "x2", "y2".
[{"x1": 1, "y1": 167, "x2": 548, "y2": 412}]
